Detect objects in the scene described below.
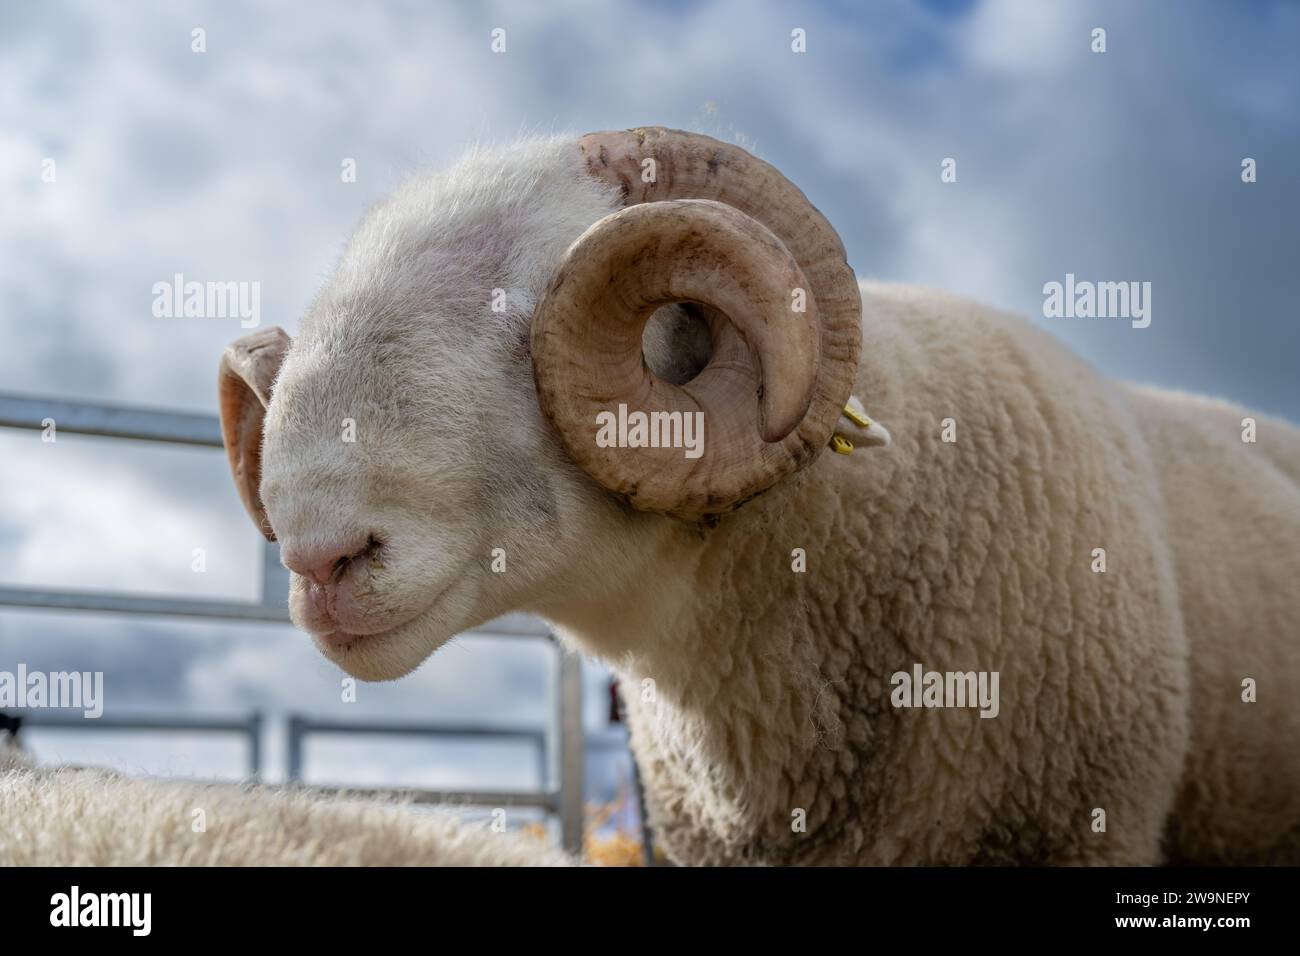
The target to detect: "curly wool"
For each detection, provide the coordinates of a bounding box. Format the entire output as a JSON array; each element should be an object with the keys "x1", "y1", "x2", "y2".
[
  {"x1": 576, "y1": 282, "x2": 1300, "y2": 866},
  {"x1": 0, "y1": 750, "x2": 571, "y2": 867}
]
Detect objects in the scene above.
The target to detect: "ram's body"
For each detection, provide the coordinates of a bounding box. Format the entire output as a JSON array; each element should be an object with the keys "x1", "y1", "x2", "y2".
[
  {"x1": 613, "y1": 283, "x2": 1300, "y2": 865},
  {"x1": 1130, "y1": 386, "x2": 1300, "y2": 862},
  {"x1": 217, "y1": 133, "x2": 1300, "y2": 866}
]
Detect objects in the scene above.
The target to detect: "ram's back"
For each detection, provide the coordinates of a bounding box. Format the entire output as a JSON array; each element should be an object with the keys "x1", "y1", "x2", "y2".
[{"x1": 1125, "y1": 384, "x2": 1300, "y2": 862}]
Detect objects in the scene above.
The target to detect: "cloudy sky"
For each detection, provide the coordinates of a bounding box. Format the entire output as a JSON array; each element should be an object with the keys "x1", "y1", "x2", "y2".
[{"x1": 2, "y1": 0, "x2": 1297, "y2": 815}]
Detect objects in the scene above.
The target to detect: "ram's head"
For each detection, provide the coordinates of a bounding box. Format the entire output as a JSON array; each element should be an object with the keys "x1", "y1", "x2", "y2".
[{"x1": 218, "y1": 128, "x2": 861, "y2": 679}]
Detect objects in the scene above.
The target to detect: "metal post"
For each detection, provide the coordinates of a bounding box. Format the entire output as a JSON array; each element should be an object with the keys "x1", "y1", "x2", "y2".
[
  {"x1": 261, "y1": 540, "x2": 290, "y2": 611},
  {"x1": 247, "y1": 711, "x2": 263, "y2": 779},
  {"x1": 611, "y1": 683, "x2": 657, "y2": 866},
  {"x1": 553, "y1": 642, "x2": 584, "y2": 856},
  {"x1": 629, "y1": 747, "x2": 657, "y2": 866},
  {"x1": 287, "y1": 715, "x2": 304, "y2": 782},
  {"x1": 536, "y1": 733, "x2": 549, "y2": 791}
]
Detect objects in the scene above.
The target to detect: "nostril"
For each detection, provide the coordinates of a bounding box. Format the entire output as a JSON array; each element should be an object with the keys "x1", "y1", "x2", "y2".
[
  {"x1": 283, "y1": 534, "x2": 382, "y2": 586},
  {"x1": 348, "y1": 534, "x2": 383, "y2": 571}
]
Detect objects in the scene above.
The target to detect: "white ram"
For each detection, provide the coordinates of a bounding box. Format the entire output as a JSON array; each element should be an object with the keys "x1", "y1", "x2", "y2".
[{"x1": 217, "y1": 128, "x2": 1300, "y2": 865}]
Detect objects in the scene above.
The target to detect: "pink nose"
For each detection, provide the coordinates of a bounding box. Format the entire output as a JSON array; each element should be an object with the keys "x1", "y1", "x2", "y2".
[{"x1": 281, "y1": 536, "x2": 377, "y2": 586}]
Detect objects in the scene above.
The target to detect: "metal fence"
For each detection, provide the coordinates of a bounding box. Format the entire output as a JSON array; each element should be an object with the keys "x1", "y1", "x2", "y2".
[
  {"x1": 14, "y1": 711, "x2": 265, "y2": 778},
  {"x1": 0, "y1": 392, "x2": 587, "y2": 854}
]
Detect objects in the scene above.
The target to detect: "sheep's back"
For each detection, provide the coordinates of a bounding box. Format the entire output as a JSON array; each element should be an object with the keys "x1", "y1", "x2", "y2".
[{"x1": 1126, "y1": 385, "x2": 1300, "y2": 863}]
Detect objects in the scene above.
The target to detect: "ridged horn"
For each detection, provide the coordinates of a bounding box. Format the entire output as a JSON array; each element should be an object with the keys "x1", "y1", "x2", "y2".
[{"x1": 531, "y1": 127, "x2": 862, "y2": 519}]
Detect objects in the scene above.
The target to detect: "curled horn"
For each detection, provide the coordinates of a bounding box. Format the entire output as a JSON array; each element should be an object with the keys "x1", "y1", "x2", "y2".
[{"x1": 531, "y1": 127, "x2": 862, "y2": 519}]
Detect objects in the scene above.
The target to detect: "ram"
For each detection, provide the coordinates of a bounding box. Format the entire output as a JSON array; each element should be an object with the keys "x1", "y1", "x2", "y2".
[{"x1": 218, "y1": 127, "x2": 1300, "y2": 866}]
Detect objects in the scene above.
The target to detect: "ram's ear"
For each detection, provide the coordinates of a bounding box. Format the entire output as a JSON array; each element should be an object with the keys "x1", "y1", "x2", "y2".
[{"x1": 218, "y1": 327, "x2": 291, "y2": 541}]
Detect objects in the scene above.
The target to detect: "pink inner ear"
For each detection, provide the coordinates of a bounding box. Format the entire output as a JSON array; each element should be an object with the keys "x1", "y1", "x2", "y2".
[{"x1": 218, "y1": 327, "x2": 291, "y2": 540}]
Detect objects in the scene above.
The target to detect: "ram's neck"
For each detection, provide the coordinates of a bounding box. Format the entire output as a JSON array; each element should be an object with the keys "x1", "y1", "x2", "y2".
[
  {"x1": 535, "y1": 306, "x2": 922, "y2": 862},
  {"x1": 543, "y1": 466, "x2": 898, "y2": 863}
]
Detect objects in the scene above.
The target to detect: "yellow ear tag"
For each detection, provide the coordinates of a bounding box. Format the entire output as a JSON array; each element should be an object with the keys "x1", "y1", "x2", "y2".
[
  {"x1": 841, "y1": 404, "x2": 871, "y2": 428},
  {"x1": 829, "y1": 433, "x2": 854, "y2": 455}
]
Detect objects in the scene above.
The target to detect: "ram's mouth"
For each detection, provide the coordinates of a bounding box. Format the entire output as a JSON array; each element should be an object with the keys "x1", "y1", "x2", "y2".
[
  {"x1": 316, "y1": 627, "x2": 395, "y2": 650},
  {"x1": 305, "y1": 599, "x2": 425, "y2": 654},
  {"x1": 313, "y1": 606, "x2": 426, "y2": 654},
  {"x1": 308, "y1": 572, "x2": 465, "y2": 666}
]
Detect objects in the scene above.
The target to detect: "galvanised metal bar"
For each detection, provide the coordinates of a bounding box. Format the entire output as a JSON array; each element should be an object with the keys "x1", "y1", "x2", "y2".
[
  {"x1": 285, "y1": 714, "x2": 549, "y2": 799},
  {"x1": 297, "y1": 785, "x2": 557, "y2": 810},
  {"x1": 0, "y1": 393, "x2": 223, "y2": 446},
  {"x1": 605, "y1": 682, "x2": 655, "y2": 865},
  {"x1": 0, "y1": 583, "x2": 555, "y2": 643},
  {"x1": 0, "y1": 583, "x2": 559, "y2": 643},
  {"x1": 628, "y1": 740, "x2": 656, "y2": 866},
  {"x1": 287, "y1": 715, "x2": 305, "y2": 782},
  {"x1": 0, "y1": 395, "x2": 292, "y2": 623},
  {"x1": 261, "y1": 540, "x2": 291, "y2": 612},
  {"x1": 16, "y1": 710, "x2": 264, "y2": 776},
  {"x1": 247, "y1": 711, "x2": 263, "y2": 778},
  {"x1": 0, "y1": 585, "x2": 293, "y2": 622},
  {"x1": 291, "y1": 717, "x2": 546, "y2": 743},
  {"x1": 554, "y1": 647, "x2": 585, "y2": 855},
  {"x1": 14, "y1": 712, "x2": 261, "y2": 733},
  {"x1": 284, "y1": 715, "x2": 557, "y2": 816}
]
